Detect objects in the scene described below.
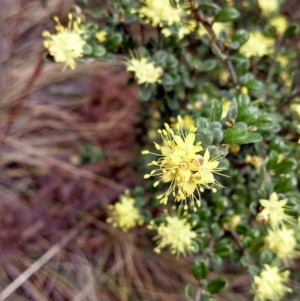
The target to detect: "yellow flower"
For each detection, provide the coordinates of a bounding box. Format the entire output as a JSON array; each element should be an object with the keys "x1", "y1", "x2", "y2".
[
  {"x1": 290, "y1": 103, "x2": 300, "y2": 118},
  {"x1": 106, "y1": 190, "x2": 144, "y2": 232},
  {"x1": 241, "y1": 86, "x2": 248, "y2": 94},
  {"x1": 253, "y1": 265, "x2": 291, "y2": 301},
  {"x1": 178, "y1": 26, "x2": 191, "y2": 39},
  {"x1": 270, "y1": 15, "x2": 288, "y2": 34},
  {"x1": 212, "y1": 22, "x2": 233, "y2": 37},
  {"x1": 240, "y1": 32, "x2": 274, "y2": 57},
  {"x1": 257, "y1": 192, "x2": 292, "y2": 229},
  {"x1": 96, "y1": 30, "x2": 107, "y2": 42},
  {"x1": 143, "y1": 116, "x2": 226, "y2": 211},
  {"x1": 126, "y1": 56, "x2": 163, "y2": 85},
  {"x1": 43, "y1": 13, "x2": 86, "y2": 70},
  {"x1": 161, "y1": 28, "x2": 172, "y2": 37},
  {"x1": 139, "y1": 0, "x2": 187, "y2": 27},
  {"x1": 265, "y1": 226, "x2": 298, "y2": 263},
  {"x1": 229, "y1": 144, "x2": 241, "y2": 156},
  {"x1": 221, "y1": 98, "x2": 231, "y2": 118},
  {"x1": 170, "y1": 114, "x2": 195, "y2": 129},
  {"x1": 257, "y1": 0, "x2": 279, "y2": 16},
  {"x1": 150, "y1": 212, "x2": 197, "y2": 256},
  {"x1": 277, "y1": 55, "x2": 289, "y2": 68},
  {"x1": 245, "y1": 155, "x2": 263, "y2": 172}
]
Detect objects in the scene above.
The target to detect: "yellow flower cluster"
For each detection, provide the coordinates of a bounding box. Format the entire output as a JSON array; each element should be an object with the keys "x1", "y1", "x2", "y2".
[
  {"x1": 245, "y1": 155, "x2": 263, "y2": 172},
  {"x1": 257, "y1": 192, "x2": 292, "y2": 228},
  {"x1": 257, "y1": 192, "x2": 299, "y2": 263},
  {"x1": 265, "y1": 227, "x2": 298, "y2": 263},
  {"x1": 240, "y1": 32, "x2": 274, "y2": 57},
  {"x1": 139, "y1": 0, "x2": 187, "y2": 27},
  {"x1": 43, "y1": 13, "x2": 86, "y2": 70},
  {"x1": 143, "y1": 116, "x2": 226, "y2": 211},
  {"x1": 253, "y1": 265, "x2": 291, "y2": 301},
  {"x1": 270, "y1": 15, "x2": 288, "y2": 35},
  {"x1": 290, "y1": 102, "x2": 300, "y2": 118},
  {"x1": 106, "y1": 190, "x2": 144, "y2": 232},
  {"x1": 126, "y1": 56, "x2": 163, "y2": 85},
  {"x1": 257, "y1": 0, "x2": 279, "y2": 16},
  {"x1": 149, "y1": 211, "x2": 197, "y2": 256}
]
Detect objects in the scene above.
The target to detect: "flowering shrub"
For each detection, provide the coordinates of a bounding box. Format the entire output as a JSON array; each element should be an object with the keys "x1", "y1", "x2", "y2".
[{"x1": 42, "y1": 0, "x2": 300, "y2": 300}]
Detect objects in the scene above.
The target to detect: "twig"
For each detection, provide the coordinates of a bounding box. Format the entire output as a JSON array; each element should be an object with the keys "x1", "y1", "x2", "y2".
[
  {"x1": 188, "y1": 0, "x2": 238, "y2": 86},
  {"x1": 277, "y1": 88, "x2": 300, "y2": 111},
  {"x1": 194, "y1": 287, "x2": 202, "y2": 301},
  {"x1": 229, "y1": 227, "x2": 254, "y2": 265},
  {"x1": 0, "y1": 221, "x2": 85, "y2": 301},
  {"x1": 265, "y1": 35, "x2": 283, "y2": 96},
  {"x1": 157, "y1": 26, "x2": 163, "y2": 49}
]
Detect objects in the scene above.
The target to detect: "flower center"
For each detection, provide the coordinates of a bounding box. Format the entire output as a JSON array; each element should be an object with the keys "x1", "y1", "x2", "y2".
[
  {"x1": 180, "y1": 162, "x2": 188, "y2": 169},
  {"x1": 194, "y1": 155, "x2": 204, "y2": 166}
]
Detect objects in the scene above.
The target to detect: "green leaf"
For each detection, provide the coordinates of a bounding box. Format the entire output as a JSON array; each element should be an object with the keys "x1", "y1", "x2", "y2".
[
  {"x1": 259, "y1": 250, "x2": 275, "y2": 265},
  {"x1": 232, "y1": 29, "x2": 249, "y2": 45},
  {"x1": 162, "y1": 73, "x2": 174, "y2": 87},
  {"x1": 153, "y1": 50, "x2": 168, "y2": 68},
  {"x1": 236, "y1": 94, "x2": 250, "y2": 108},
  {"x1": 212, "y1": 128, "x2": 224, "y2": 144},
  {"x1": 266, "y1": 150, "x2": 278, "y2": 170},
  {"x1": 210, "y1": 99, "x2": 223, "y2": 122},
  {"x1": 185, "y1": 284, "x2": 194, "y2": 301},
  {"x1": 166, "y1": 98, "x2": 180, "y2": 110},
  {"x1": 211, "y1": 223, "x2": 224, "y2": 238},
  {"x1": 196, "y1": 117, "x2": 210, "y2": 129},
  {"x1": 92, "y1": 45, "x2": 106, "y2": 57},
  {"x1": 236, "y1": 106, "x2": 260, "y2": 125},
  {"x1": 272, "y1": 158, "x2": 298, "y2": 174},
  {"x1": 139, "y1": 84, "x2": 152, "y2": 101},
  {"x1": 235, "y1": 132, "x2": 262, "y2": 144},
  {"x1": 248, "y1": 265, "x2": 260, "y2": 276},
  {"x1": 260, "y1": 181, "x2": 274, "y2": 199},
  {"x1": 88, "y1": 8, "x2": 102, "y2": 18},
  {"x1": 284, "y1": 24, "x2": 299, "y2": 39},
  {"x1": 290, "y1": 71, "x2": 299, "y2": 92},
  {"x1": 227, "y1": 106, "x2": 238, "y2": 120},
  {"x1": 83, "y1": 44, "x2": 93, "y2": 55},
  {"x1": 215, "y1": 244, "x2": 232, "y2": 258},
  {"x1": 198, "y1": 59, "x2": 217, "y2": 72},
  {"x1": 255, "y1": 115, "x2": 275, "y2": 132},
  {"x1": 264, "y1": 25, "x2": 277, "y2": 39},
  {"x1": 207, "y1": 278, "x2": 228, "y2": 294},
  {"x1": 43, "y1": 53, "x2": 54, "y2": 63},
  {"x1": 222, "y1": 127, "x2": 247, "y2": 144},
  {"x1": 195, "y1": 129, "x2": 214, "y2": 149},
  {"x1": 275, "y1": 174, "x2": 297, "y2": 193},
  {"x1": 215, "y1": 8, "x2": 240, "y2": 22},
  {"x1": 166, "y1": 54, "x2": 178, "y2": 70},
  {"x1": 228, "y1": 41, "x2": 240, "y2": 50},
  {"x1": 192, "y1": 258, "x2": 209, "y2": 280},
  {"x1": 211, "y1": 43, "x2": 227, "y2": 61},
  {"x1": 106, "y1": 33, "x2": 123, "y2": 51},
  {"x1": 77, "y1": 0, "x2": 88, "y2": 8},
  {"x1": 245, "y1": 79, "x2": 264, "y2": 91}
]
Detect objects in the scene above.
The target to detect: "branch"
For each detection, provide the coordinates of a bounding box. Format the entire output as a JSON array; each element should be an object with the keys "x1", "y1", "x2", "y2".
[
  {"x1": 277, "y1": 88, "x2": 300, "y2": 111},
  {"x1": 229, "y1": 227, "x2": 254, "y2": 265},
  {"x1": 188, "y1": 0, "x2": 238, "y2": 86}
]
